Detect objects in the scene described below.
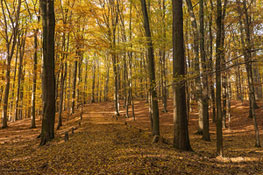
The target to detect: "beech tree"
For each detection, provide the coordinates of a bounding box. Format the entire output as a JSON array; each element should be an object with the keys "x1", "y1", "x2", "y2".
[
  {"x1": 140, "y1": 0, "x2": 160, "y2": 141},
  {"x1": 39, "y1": 0, "x2": 56, "y2": 146},
  {"x1": 200, "y1": 0, "x2": 210, "y2": 141},
  {"x1": 216, "y1": 0, "x2": 223, "y2": 156},
  {"x1": 172, "y1": 0, "x2": 191, "y2": 151}
]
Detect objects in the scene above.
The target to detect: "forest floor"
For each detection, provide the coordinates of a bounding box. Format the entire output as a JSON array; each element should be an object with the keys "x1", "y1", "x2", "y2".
[{"x1": 0, "y1": 100, "x2": 263, "y2": 174}]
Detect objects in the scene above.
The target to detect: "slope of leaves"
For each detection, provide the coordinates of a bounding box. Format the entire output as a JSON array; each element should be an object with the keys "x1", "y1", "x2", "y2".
[{"x1": 0, "y1": 101, "x2": 263, "y2": 174}]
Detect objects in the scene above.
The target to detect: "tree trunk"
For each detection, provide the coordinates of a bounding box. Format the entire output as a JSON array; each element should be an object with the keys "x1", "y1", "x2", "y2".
[
  {"x1": 31, "y1": 30, "x2": 38, "y2": 128},
  {"x1": 57, "y1": 24, "x2": 68, "y2": 129},
  {"x1": 221, "y1": 0, "x2": 228, "y2": 129},
  {"x1": 84, "y1": 57, "x2": 88, "y2": 104},
  {"x1": 104, "y1": 60, "x2": 110, "y2": 102},
  {"x1": 200, "y1": 0, "x2": 210, "y2": 141},
  {"x1": 208, "y1": 0, "x2": 216, "y2": 123},
  {"x1": 71, "y1": 60, "x2": 78, "y2": 114},
  {"x1": 15, "y1": 33, "x2": 26, "y2": 121},
  {"x1": 91, "y1": 58, "x2": 96, "y2": 103},
  {"x1": 172, "y1": 0, "x2": 192, "y2": 151},
  {"x1": 11, "y1": 42, "x2": 19, "y2": 121},
  {"x1": 96, "y1": 59, "x2": 100, "y2": 103},
  {"x1": 160, "y1": 0, "x2": 168, "y2": 113},
  {"x1": 216, "y1": 0, "x2": 223, "y2": 156},
  {"x1": 77, "y1": 54, "x2": 83, "y2": 107},
  {"x1": 140, "y1": 0, "x2": 160, "y2": 138},
  {"x1": 67, "y1": 62, "x2": 71, "y2": 116},
  {"x1": 57, "y1": 63, "x2": 67, "y2": 130},
  {"x1": 185, "y1": 0, "x2": 202, "y2": 134},
  {"x1": 39, "y1": 0, "x2": 56, "y2": 146}
]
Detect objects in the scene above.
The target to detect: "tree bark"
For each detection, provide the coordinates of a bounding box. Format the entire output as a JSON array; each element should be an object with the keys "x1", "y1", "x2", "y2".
[
  {"x1": 172, "y1": 0, "x2": 192, "y2": 151},
  {"x1": 104, "y1": 60, "x2": 110, "y2": 102},
  {"x1": 200, "y1": 0, "x2": 210, "y2": 141},
  {"x1": 57, "y1": 63, "x2": 67, "y2": 130},
  {"x1": 91, "y1": 58, "x2": 96, "y2": 103},
  {"x1": 208, "y1": 0, "x2": 216, "y2": 122},
  {"x1": 140, "y1": 0, "x2": 160, "y2": 138},
  {"x1": 31, "y1": 30, "x2": 38, "y2": 128},
  {"x1": 15, "y1": 32, "x2": 26, "y2": 121},
  {"x1": 216, "y1": 0, "x2": 223, "y2": 156},
  {"x1": 71, "y1": 60, "x2": 78, "y2": 114},
  {"x1": 40, "y1": 0, "x2": 56, "y2": 146},
  {"x1": 185, "y1": 0, "x2": 202, "y2": 134},
  {"x1": 221, "y1": 0, "x2": 228, "y2": 129}
]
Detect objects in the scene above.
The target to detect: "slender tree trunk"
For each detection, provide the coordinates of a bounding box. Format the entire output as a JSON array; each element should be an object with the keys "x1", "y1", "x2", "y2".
[
  {"x1": 2, "y1": 59, "x2": 11, "y2": 128},
  {"x1": 31, "y1": 30, "x2": 38, "y2": 128},
  {"x1": 200, "y1": 0, "x2": 210, "y2": 141},
  {"x1": 216, "y1": 0, "x2": 223, "y2": 156},
  {"x1": 77, "y1": 54, "x2": 83, "y2": 107},
  {"x1": 160, "y1": 0, "x2": 168, "y2": 113},
  {"x1": 11, "y1": 43, "x2": 19, "y2": 121},
  {"x1": 221, "y1": 0, "x2": 228, "y2": 129},
  {"x1": 15, "y1": 34, "x2": 26, "y2": 121},
  {"x1": 84, "y1": 57, "x2": 88, "y2": 104},
  {"x1": 227, "y1": 73, "x2": 231, "y2": 130},
  {"x1": 208, "y1": 0, "x2": 216, "y2": 123},
  {"x1": 104, "y1": 60, "x2": 110, "y2": 102},
  {"x1": 71, "y1": 60, "x2": 78, "y2": 114},
  {"x1": 67, "y1": 61, "x2": 71, "y2": 116},
  {"x1": 112, "y1": 53, "x2": 120, "y2": 116},
  {"x1": 125, "y1": 0, "x2": 135, "y2": 119},
  {"x1": 185, "y1": 0, "x2": 202, "y2": 134},
  {"x1": 236, "y1": 63, "x2": 243, "y2": 102},
  {"x1": 57, "y1": 63, "x2": 67, "y2": 130},
  {"x1": 91, "y1": 58, "x2": 96, "y2": 103},
  {"x1": 96, "y1": 59, "x2": 100, "y2": 103},
  {"x1": 57, "y1": 24, "x2": 68, "y2": 129},
  {"x1": 140, "y1": 0, "x2": 160, "y2": 139}
]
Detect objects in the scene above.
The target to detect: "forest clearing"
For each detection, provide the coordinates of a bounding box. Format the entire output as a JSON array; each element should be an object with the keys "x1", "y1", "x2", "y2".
[
  {"x1": 0, "y1": 100, "x2": 263, "y2": 174},
  {"x1": 1, "y1": 0, "x2": 263, "y2": 174}
]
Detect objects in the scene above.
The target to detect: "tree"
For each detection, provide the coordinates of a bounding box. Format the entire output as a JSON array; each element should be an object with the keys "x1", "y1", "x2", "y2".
[
  {"x1": 31, "y1": 28, "x2": 38, "y2": 128},
  {"x1": 140, "y1": 0, "x2": 160, "y2": 141},
  {"x1": 208, "y1": 0, "x2": 216, "y2": 123},
  {"x1": 200, "y1": 0, "x2": 210, "y2": 141},
  {"x1": 0, "y1": 0, "x2": 21, "y2": 128},
  {"x1": 39, "y1": 0, "x2": 56, "y2": 146},
  {"x1": 185, "y1": 0, "x2": 202, "y2": 135},
  {"x1": 216, "y1": 0, "x2": 223, "y2": 157},
  {"x1": 172, "y1": 0, "x2": 192, "y2": 151},
  {"x1": 15, "y1": 30, "x2": 26, "y2": 121}
]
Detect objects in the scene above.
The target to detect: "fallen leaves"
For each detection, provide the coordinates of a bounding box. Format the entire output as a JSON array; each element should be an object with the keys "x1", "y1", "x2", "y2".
[{"x1": 0, "y1": 101, "x2": 262, "y2": 174}]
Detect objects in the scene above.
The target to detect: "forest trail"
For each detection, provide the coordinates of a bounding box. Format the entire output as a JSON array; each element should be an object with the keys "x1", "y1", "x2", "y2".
[{"x1": 0, "y1": 101, "x2": 263, "y2": 174}]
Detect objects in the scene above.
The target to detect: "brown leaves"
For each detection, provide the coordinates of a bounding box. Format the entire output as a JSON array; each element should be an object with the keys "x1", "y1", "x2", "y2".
[{"x1": 0, "y1": 101, "x2": 263, "y2": 174}]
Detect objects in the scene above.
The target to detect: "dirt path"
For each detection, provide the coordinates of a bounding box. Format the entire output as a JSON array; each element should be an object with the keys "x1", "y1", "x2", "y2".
[{"x1": 0, "y1": 101, "x2": 263, "y2": 174}]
